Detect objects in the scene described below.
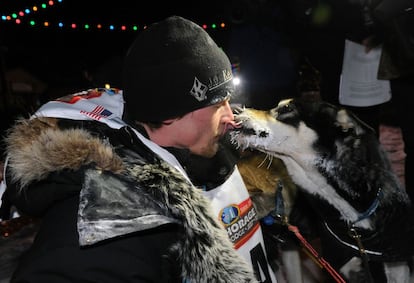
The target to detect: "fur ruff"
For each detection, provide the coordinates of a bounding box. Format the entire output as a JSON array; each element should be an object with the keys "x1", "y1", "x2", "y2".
[{"x1": 5, "y1": 118, "x2": 124, "y2": 189}]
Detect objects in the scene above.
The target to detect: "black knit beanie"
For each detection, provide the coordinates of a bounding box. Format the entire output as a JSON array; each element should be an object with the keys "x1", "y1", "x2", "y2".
[{"x1": 122, "y1": 15, "x2": 234, "y2": 123}]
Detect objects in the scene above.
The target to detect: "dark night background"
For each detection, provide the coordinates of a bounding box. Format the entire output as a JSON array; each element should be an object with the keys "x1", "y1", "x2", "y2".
[
  {"x1": 1, "y1": 0, "x2": 303, "y2": 112},
  {"x1": 1, "y1": 1, "x2": 236, "y2": 91}
]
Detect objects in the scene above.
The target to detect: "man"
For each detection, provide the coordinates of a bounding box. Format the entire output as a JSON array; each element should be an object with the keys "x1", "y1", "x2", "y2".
[{"x1": 3, "y1": 16, "x2": 276, "y2": 282}]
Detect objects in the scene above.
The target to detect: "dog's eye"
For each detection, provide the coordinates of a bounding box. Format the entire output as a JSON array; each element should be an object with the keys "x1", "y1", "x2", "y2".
[
  {"x1": 272, "y1": 102, "x2": 298, "y2": 122},
  {"x1": 277, "y1": 103, "x2": 294, "y2": 115}
]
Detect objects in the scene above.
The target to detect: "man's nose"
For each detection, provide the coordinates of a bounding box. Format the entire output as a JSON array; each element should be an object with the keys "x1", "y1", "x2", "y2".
[{"x1": 223, "y1": 100, "x2": 235, "y2": 120}]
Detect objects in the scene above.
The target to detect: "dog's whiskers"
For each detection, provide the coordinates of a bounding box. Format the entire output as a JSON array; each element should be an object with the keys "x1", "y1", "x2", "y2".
[
  {"x1": 266, "y1": 154, "x2": 274, "y2": 169},
  {"x1": 256, "y1": 152, "x2": 274, "y2": 169},
  {"x1": 257, "y1": 154, "x2": 267, "y2": 168},
  {"x1": 234, "y1": 121, "x2": 243, "y2": 127}
]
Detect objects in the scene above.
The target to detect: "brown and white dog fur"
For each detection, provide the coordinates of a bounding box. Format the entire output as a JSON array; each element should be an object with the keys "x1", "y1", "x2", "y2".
[{"x1": 231, "y1": 98, "x2": 414, "y2": 282}]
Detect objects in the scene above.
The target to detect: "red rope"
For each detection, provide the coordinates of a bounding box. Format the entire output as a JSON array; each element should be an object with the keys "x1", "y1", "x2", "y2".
[{"x1": 287, "y1": 223, "x2": 347, "y2": 283}]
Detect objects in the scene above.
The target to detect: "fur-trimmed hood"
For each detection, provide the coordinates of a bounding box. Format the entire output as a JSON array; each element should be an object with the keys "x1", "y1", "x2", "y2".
[
  {"x1": 4, "y1": 117, "x2": 258, "y2": 282},
  {"x1": 5, "y1": 117, "x2": 124, "y2": 189}
]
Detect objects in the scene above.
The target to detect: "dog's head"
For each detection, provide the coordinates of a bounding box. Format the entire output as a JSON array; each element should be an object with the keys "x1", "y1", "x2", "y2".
[
  {"x1": 231, "y1": 98, "x2": 377, "y2": 172},
  {"x1": 231, "y1": 98, "x2": 408, "y2": 227},
  {"x1": 232, "y1": 98, "x2": 374, "y2": 158}
]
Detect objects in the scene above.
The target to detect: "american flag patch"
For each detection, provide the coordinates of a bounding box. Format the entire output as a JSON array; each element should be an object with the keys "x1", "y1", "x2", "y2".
[{"x1": 80, "y1": 105, "x2": 113, "y2": 120}]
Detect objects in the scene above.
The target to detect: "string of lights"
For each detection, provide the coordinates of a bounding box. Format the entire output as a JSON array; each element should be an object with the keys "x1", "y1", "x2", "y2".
[
  {"x1": 1, "y1": 0, "x2": 63, "y2": 24},
  {"x1": 1, "y1": 0, "x2": 227, "y2": 32}
]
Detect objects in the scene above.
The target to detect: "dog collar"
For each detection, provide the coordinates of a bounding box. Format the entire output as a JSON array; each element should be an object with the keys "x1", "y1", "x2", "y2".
[{"x1": 352, "y1": 187, "x2": 384, "y2": 226}]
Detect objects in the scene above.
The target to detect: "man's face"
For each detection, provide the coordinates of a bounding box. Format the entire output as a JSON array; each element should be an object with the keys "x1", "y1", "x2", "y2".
[{"x1": 175, "y1": 100, "x2": 235, "y2": 158}]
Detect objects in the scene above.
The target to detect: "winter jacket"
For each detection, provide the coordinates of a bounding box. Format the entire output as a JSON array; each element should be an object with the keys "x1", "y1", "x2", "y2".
[{"x1": 4, "y1": 117, "x2": 258, "y2": 283}]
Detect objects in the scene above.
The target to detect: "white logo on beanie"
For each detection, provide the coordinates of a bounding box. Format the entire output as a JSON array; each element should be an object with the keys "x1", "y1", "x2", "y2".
[{"x1": 190, "y1": 76, "x2": 208, "y2": 101}]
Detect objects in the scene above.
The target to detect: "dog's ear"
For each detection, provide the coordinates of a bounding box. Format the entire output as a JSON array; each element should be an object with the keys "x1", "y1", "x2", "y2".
[
  {"x1": 336, "y1": 109, "x2": 376, "y2": 136},
  {"x1": 336, "y1": 109, "x2": 362, "y2": 135},
  {"x1": 334, "y1": 108, "x2": 389, "y2": 173}
]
